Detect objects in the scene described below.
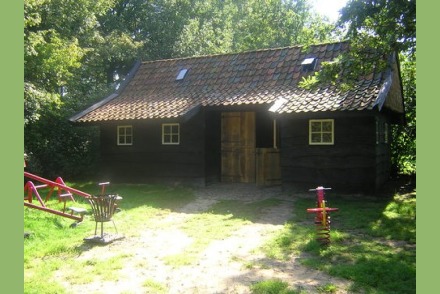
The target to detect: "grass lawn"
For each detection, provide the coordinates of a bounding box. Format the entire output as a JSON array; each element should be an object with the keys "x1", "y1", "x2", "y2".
[
  {"x1": 260, "y1": 183, "x2": 416, "y2": 294},
  {"x1": 24, "y1": 181, "x2": 416, "y2": 294}
]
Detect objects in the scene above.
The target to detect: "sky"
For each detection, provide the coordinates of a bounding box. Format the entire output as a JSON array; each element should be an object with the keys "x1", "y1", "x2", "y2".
[{"x1": 311, "y1": 0, "x2": 349, "y2": 22}]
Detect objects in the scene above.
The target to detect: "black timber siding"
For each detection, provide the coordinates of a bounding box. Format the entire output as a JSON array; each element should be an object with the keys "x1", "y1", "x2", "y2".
[
  {"x1": 205, "y1": 111, "x2": 221, "y2": 182},
  {"x1": 98, "y1": 111, "x2": 206, "y2": 185},
  {"x1": 279, "y1": 111, "x2": 391, "y2": 192},
  {"x1": 94, "y1": 107, "x2": 392, "y2": 192}
]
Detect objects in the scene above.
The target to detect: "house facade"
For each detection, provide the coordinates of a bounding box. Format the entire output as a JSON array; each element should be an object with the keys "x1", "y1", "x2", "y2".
[{"x1": 70, "y1": 41, "x2": 404, "y2": 192}]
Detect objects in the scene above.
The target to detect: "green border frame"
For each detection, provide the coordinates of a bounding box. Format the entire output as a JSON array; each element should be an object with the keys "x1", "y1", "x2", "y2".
[
  {"x1": 7, "y1": 0, "x2": 427, "y2": 292},
  {"x1": 2, "y1": 1, "x2": 23, "y2": 292},
  {"x1": 417, "y1": 1, "x2": 434, "y2": 292}
]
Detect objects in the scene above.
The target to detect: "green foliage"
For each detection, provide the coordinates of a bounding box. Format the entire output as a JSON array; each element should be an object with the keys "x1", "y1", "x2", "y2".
[
  {"x1": 24, "y1": 110, "x2": 100, "y2": 179},
  {"x1": 173, "y1": 0, "x2": 337, "y2": 57},
  {"x1": 24, "y1": 0, "x2": 140, "y2": 179},
  {"x1": 339, "y1": 0, "x2": 416, "y2": 54},
  {"x1": 299, "y1": 0, "x2": 416, "y2": 175},
  {"x1": 391, "y1": 53, "x2": 416, "y2": 175}
]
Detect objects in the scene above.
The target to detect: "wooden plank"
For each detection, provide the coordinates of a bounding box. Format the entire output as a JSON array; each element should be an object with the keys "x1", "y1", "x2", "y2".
[
  {"x1": 256, "y1": 148, "x2": 281, "y2": 186},
  {"x1": 221, "y1": 112, "x2": 256, "y2": 183}
]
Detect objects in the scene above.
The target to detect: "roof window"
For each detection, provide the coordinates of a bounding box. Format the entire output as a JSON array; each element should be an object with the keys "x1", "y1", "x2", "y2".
[
  {"x1": 301, "y1": 57, "x2": 317, "y2": 72},
  {"x1": 269, "y1": 97, "x2": 287, "y2": 112},
  {"x1": 176, "y1": 68, "x2": 188, "y2": 80}
]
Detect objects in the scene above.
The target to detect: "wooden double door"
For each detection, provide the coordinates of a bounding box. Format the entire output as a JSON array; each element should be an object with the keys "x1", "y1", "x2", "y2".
[{"x1": 221, "y1": 112, "x2": 256, "y2": 183}]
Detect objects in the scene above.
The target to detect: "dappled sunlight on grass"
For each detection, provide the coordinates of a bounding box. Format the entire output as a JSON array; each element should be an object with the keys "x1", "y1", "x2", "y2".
[
  {"x1": 25, "y1": 181, "x2": 415, "y2": 293},
  {"x1": 261, "y1": 188, "x2": 416, "y2": 294},
  {"x1": 24, "y1": 183, "x2": 288, "y2": 292}
]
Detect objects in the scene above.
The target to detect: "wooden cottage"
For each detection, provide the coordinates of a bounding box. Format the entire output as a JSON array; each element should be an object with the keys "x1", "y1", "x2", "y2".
[{"x1": 70, "y1": 41, "x2": 405, "y2": 192}]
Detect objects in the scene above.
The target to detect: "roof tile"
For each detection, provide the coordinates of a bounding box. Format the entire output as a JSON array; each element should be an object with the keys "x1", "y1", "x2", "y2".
[{"x1": 71, "y1": 41, "x2": 393, "y2": 122}]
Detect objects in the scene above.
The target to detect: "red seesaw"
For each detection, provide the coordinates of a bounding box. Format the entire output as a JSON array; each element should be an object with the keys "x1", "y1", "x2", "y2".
[
  {"x1": 24, "y1": 171, "x2": 100, "y2": 222},
  {"x1": 306, "y1": 186, "x2": 339, "y2": 245}
]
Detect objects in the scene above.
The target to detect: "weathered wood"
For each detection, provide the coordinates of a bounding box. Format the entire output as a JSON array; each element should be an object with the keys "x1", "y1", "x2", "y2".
[
  {"x1": 279, "y1": 113, "x2": 390, "y2": 192},
  {"x1": 221, "y1": 112, "x2": 256, "y2": 183},
  {"x1": 99, "y1": 111, "x2": 206, "y2": 184},
  {"x1": 96, "y1": 107, "x2": 392, "y2": 192},
  {"x1": 256, "y1": 148, "x2": 281, "y2": 186}
]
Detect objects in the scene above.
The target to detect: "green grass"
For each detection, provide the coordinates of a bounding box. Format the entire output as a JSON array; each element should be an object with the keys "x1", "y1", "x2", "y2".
[
  {"x1": 260, "y1": 189, "x2": 416, "y2": 294},
  {"x1": 24, "y1": 183, "x2": 196, "y2": 293},
  {"x1": 24, "y1": 182, "x2": 416, "y2": 294},
  {"x1": 142, "y1": 278, "x2": 168, "y2": 293},
  {"x1": 24, "y1": 183, "x2": 283, "y2": 291},
  {"x1": 250, "y1": 279, "x2": 302, "y2": 294}
]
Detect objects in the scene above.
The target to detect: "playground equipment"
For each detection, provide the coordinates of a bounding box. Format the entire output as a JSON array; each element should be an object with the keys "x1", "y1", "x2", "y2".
[
  {"x1": 84, "y1": 194, "x2": 124, "y2": 244},
  {"x1": 24, "y1": 171, "x2": 124, "y2": 243},
  {"x1": 306, "y1": 186, "x2": 339, "y2": 245},
  {"x1": 24, "y1": 171, "x2": 90, "y2": 223}
]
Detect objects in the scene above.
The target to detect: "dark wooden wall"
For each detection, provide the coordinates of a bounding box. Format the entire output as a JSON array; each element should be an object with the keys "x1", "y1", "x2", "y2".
[
  {"x1": 98, "y1": 111, "x2": 206, "y2": 185},
  {"x1": 279, "y1": 111, "x2": 391, "y2": 192},
  {"x1": 95, "y1": 106, "x2": 392, "y2": 192},
  {"x1": 375, "y1": 114, "x2": 392, "y2": 189},
  {"x1": 205, "y1": 111, "x2": 221, "y2": 183}
]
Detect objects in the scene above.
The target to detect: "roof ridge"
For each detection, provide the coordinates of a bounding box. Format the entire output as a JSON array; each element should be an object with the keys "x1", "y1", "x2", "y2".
[{"x1": 141, "y1": 40, "x2": 350, "y2": 64}]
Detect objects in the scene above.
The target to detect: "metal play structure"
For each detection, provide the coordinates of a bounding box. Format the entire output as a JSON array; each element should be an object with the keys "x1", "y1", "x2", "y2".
[
  {"x1": 306, "y1": 186, "x2": 339, "y2": 245},
  {"x1": 24, "y1": 171, "x2": 90, "y2": 223},
  {"x1": 24, "y1": 171, "x2": 124, "y2": 243}
]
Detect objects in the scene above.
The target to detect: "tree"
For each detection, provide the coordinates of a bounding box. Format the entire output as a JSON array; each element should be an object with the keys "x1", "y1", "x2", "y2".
[
  {"x1": 339, "y1": 0, "x2": 416, "y2": 54},
  {"x1": 173, "y1": 0, "x2": 336, "y2": 57},
  {"x1": 24, "y1": 0, "x2": 141, "y2": 178},
  {"x1": 340, "y1": 0, "x2": 416, "y2": 175},
  {"x1": 302, "y1": 0, "x2": 416, "y2": 175}
]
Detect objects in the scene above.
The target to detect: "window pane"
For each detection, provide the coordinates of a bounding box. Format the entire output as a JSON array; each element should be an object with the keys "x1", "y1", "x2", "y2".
[
  {"x1": 125, "y1": 127, "x2": 132, "y2": 135},
  {"x1": 311, "y1": 133, "x2": 321, "y2": 143},
  {"x1": 172, "y1": 135, "x2": 179, "y2": 143},
  {"x1": 322, "y1": 133, "x2": 332, "y2": 143},
  {"x1": 322, "y1": 121, "x2": 332, "y2": 132},
  {"x1": 311, "y1": 122, "x2": 321, "y2": 132},
  {"x1": 119, "y1": 128, "x2": 125, "y2": 136},
  {"x1": 172, "y1": 125, "x2": 179, "y2": 134},
  {"x1": 126, "y1": 136, "x2": 132, "y2": 144}
]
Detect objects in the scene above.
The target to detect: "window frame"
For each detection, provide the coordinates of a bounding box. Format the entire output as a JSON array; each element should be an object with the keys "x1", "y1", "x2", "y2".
[
  {"x1": 309, "y1": 119, "x2": 334, "y2": 145},
  {"x1": 162, "y1": 123, "x2": 180, "y2": 145},
  {"x1": 117, "y1": 125, "x2": 133, "y2": 146}
]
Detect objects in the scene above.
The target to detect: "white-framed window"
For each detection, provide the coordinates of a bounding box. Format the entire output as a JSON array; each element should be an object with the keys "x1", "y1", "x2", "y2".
[
  {"x1": 162, "y1": 123, "x2": 180, "y2": 145},
  {"x1": 309, "y1": 119, "x2": 334, "y2": 145},
  {"x1": 117, "y1": 125, "x2": 133, "y2": 145}
]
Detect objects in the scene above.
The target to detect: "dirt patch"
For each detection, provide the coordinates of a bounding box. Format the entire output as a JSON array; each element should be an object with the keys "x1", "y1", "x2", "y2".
[{"x1": 59, "y1": 184, "x2": 354, "y2": 293}]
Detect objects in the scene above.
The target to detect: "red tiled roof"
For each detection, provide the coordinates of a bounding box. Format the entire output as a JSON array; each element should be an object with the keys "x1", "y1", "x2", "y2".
[{"x1": 70, "y1": 41, "x2": 402, "y2": 122}]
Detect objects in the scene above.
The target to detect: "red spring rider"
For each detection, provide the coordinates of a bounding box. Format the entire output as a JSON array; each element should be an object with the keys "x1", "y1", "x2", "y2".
[{"x1": 306, "y1": 186, "x2": 339, "y2": 245}]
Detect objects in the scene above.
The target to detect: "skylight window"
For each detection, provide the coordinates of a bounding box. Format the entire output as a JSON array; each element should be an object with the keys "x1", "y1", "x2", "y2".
[
  {"x1": 269, "y1": 97, "x2": 287, "y2": 112},
  {"x1": 176, "y1": 68, "x2": 188, "y2": 80},
  {"x1": 301, "y1": 57, "x2": 317, "y2": 72}
]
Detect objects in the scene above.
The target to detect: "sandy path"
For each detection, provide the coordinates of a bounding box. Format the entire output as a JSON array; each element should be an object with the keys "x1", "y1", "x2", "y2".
[{"x1": 58, "y1": 184, "x2": 353, "y2": 293}]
